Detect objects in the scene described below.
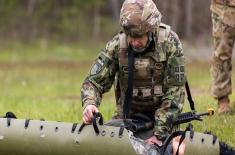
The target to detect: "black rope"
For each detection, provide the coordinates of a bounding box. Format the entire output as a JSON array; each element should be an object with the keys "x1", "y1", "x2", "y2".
[
  {"x1": 189, "y1": 128, "x2": 194, "y2": 140},
  {"x1": 24, "y1": 119, "x2": 31, "y2": 129},
  {"x1": 212, "y1": 135, "x2": 217, "y2": 145},
  {"x1": 71, "y1": 123, "x2": 78, "y2": 133},
  {"x1": 176, "y1": 124, "x2": 193, "y2": 155},
  {"x1": 78, "y1": 112, "x2": 104, "y2": 135},
  {"x1": 176, "y1": 132, "x2": 186, "y2": 155},
  {"x1": 118, "y1": 125, "x2": 125, "y2": 137},
  {"x1": 78, "y1": 123, "x2": 86, "y2": 134},
  {"x1": 92, "y1": 112, "x2": 104, "y2": 135},
  {"x1": 162, "y1": 131, "x2": 184, "y2": 155},
  {"x1": 162, "y1": 123, "x2": 193, "y2": 155},
  {"x1": 7, "y1": 118, "x2": 11, "y2": 127}
]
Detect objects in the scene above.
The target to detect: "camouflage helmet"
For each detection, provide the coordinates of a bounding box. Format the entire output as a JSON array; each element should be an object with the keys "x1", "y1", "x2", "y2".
[{"x1": 120, "y1": 0, "x2": 162, "y2": 37}]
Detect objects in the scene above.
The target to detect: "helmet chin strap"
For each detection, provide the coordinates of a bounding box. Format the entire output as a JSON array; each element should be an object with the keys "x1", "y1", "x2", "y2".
[{"x1": 131, "y1": 32, "x2": 153, "y2": 53}]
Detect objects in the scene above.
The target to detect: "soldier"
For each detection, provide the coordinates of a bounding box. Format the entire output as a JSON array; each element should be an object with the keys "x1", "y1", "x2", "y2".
[
  {"x1": 210, "y1": 0, "x2": 235, "y2": 114},
  {"x1": 81, "y1": 0, "x2": 186, "y2": 154}
]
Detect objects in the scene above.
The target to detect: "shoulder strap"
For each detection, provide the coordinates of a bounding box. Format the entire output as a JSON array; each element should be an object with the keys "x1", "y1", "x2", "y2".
[
  {"x1": 185, "y1": 80, "x2": 196, "y2": 111},
  {"x1": 158, "y1": 23, "x2": 171, "y2": 43},
  {"x1": 119, "y1": 32, "x2": 134, "y2": 118},
  {"x1": 118, "y1": 32, "x2": 128, "y2": 64},
  {"x1": 119, "y1": 32, "x2": 128, "y2": 50},
  {"x1": 123, "y1": 47, "x2": 134, "y2": 119}
]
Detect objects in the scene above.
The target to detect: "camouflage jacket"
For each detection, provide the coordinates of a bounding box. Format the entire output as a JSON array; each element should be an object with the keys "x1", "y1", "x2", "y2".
[
  {"x1": 211, "y1": 0, "x2": 235, "y2": 27},
  {"x1": 81, "y1": 23, "x2": 186, "y2": 140}
]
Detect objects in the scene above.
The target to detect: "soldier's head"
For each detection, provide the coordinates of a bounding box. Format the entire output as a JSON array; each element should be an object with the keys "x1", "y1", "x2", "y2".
[{"x1": 120, "y1": 0, "x2": 162, "y2": 53}]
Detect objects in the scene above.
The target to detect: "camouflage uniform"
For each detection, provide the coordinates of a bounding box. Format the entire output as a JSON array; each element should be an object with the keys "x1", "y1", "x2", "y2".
[
  {"x1": 81, "y1": 0, "x2": 185, "y2": 153},
  {"x1": 129, "y1": 134, "x2": 173, "y2": 155},
  {"x1": 210, "y1": 0, "x2": 235, "y2": 99}
]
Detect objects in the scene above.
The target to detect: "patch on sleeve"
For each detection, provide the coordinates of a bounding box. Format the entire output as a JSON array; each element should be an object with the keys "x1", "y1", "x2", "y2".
[
  {"x1": 90, "y1": 60, "x2": 103, "y2": 76},
  {"x1": 90, "y1": 63, "x2": 101, "y2": 76},
  {"x1": 89, "y1": 52, "x2": 111, "y2": 76},
  {"x1": 174, "y1": 65, "x2": 185, "y2": 83}
]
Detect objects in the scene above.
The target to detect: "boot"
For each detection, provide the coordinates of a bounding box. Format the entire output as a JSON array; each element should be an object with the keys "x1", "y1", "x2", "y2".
[{"x1": 218, "y1": 96, "x2": 232, "y2": 114}]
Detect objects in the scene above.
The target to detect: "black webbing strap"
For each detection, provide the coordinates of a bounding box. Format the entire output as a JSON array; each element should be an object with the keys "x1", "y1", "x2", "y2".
[
  {"x1": 118, "y1": 125, "x2": 125, "y2": 137},
  {"x1": 175, "y1": 124, "x2": 193, "y2": 155},
  {"x1": 162, "y1": 131, "x2": 184, "y2": 155},
  {"x1": 175, "y1": 134, "x2": 186, "y2": 155},
  {"x1": 185, "y1": 80, "x2": 195, "y2": 111},
  {"x1": 7, "y1": 118, "x2": 11, "y2": 127},
  {"x1": 25, "y1": 119, "x2": 31, "y2": 129},
  {"x1": 212, "y1": 134, "x2": 218, "y2": 145},
  {"x1": 123, "y1": 47, "x2": 134, "y2": 118},
  {"x1": 78, "y1": 123, "x2": 86, "y2": 134},
  {"x1": 78, "y1": 112, "x2": 103, "y2": 135},
  {"x1": 92, "y1": 112, "x2": 104, "y2": 135},
  {"x1": 162, "y1": 123, "x2": 193, "y2": 155},
  {"x1": 71, "y1": 123, "x2": 78, "y2": 133}
]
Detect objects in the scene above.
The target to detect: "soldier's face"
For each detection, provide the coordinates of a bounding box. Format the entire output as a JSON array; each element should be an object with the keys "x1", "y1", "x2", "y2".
[{"x1": 127, "y1": 34, "x2": 148, "y2": 51}]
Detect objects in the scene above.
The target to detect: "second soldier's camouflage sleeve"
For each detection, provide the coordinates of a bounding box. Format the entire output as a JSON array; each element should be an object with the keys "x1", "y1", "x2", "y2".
[
  {"x1": 154, "y1": 31, "x2": 186, "y2": 140},
  {"x1": 81, "y1": 35, "x2": 119, "y2": 108}
]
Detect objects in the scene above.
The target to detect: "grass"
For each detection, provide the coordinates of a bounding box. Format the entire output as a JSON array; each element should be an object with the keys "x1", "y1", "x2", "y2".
[
  {"x1": 0, "y1": 41, "x2": 234, "y2": 147},
  {"x1": 0, "y1": 39, "x2": 103, "y2": 61},
  {"x1": 183, "y1": 61, "x2": 235, "y2": 146}
]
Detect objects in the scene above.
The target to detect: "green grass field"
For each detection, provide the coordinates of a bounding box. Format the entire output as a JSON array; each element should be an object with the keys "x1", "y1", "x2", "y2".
[{"x1": 0, "y1": 41, "x2": 234, "y2": 146}]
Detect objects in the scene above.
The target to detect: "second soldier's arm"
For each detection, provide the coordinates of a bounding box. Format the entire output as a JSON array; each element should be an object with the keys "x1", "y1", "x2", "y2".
[
  {"x1": 154, "y1": 31, "x2": 186, "y2": 140},
  {"x1": 81, "y1": 35, "x2": 119, "y2": 122}
]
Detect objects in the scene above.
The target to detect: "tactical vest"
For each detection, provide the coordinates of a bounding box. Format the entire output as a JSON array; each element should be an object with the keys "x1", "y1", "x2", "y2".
[
  {"x1": 115, "y1": 23, "x2": 171, "y2": 116},
  {"x1": 214, "y1": 0, "x2": 235, "y2": 7}
]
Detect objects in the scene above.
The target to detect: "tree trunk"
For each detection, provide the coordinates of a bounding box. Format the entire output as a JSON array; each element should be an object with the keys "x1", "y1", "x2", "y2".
[
  {"x1": 110, "y1": 0, "x2": 120, "y2": 21},
  {"x1": 27, "y1": 0, "x2": 36, "y2": 17},
  {"x1": 185, "y1": 0, "x2": 193, "y2": 39},
  {"x1": 158, "y1": 0, "x2": 169, "y2": 22},
  {"x1": 169, "y1": 0, "x2": 179, "y2": 32},
  {"x1": 93, "y1": 6, "x2": 101, "y2": 39}
]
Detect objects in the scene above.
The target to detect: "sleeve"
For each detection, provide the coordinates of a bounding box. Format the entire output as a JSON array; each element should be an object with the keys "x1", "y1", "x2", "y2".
[
  {"x1": 81, "y1": 35, "x2": 120, "y2": 108},
  {"x1": 154, "y1": 31, "x2": 186, "y2": 140}
]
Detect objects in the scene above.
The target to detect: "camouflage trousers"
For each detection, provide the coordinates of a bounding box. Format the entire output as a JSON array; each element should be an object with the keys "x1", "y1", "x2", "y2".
[
  {"x1": 105, "y1": 119, "x2": 173, "y2": 155},
  {"x1": 211, "y1": 12, "x2": 235, "y2": 99},
  {"x1": 129, "y1": 133, "x2": 173, "y2": 155}
]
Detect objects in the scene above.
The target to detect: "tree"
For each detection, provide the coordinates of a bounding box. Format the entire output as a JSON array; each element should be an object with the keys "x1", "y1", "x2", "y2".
[{"x1": 185, "y1": 0, "x2": 193, "y2": 39}]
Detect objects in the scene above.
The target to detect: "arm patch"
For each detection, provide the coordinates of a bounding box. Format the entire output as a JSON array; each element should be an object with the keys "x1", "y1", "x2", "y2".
[
  {"x1": 165, "y1": 56, "x2": 185, "y2": 86},
  {"x1": 89, "y1": 51, "x2": 111, "y2": 76},
  {"x1": 174, "y1": 65, "x2": 185, "y2": 83}
]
